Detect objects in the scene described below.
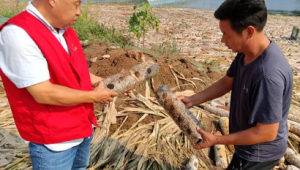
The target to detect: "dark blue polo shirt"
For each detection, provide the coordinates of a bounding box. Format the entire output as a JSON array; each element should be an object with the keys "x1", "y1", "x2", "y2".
[{"x1": 227, "y1": 41, "x2": 293, "y2": 162}]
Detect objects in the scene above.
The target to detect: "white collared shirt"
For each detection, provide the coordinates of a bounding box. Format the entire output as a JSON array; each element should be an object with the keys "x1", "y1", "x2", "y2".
[{"x1": 0, "y1": 2, "x2": 84, "y2": 151}]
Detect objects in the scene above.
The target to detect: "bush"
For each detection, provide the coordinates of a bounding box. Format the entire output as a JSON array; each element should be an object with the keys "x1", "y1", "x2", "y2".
[
  {"x1": 72, "y1": 3, "x2": 133, "y2": 47},
  {"x1": 151, "y1": 39, "x2": 180, "y2": 55},
  {"x1": 0, "y1": 0, "x2": 133, "y2": 48},
  {"x1": 0, "y1": 0, "x2": 26, "y2": 18}
]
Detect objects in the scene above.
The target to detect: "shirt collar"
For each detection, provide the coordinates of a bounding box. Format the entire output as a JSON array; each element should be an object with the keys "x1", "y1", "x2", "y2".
[{"x1": 26, "y1": 2, "x2": 66, "y2": 34}]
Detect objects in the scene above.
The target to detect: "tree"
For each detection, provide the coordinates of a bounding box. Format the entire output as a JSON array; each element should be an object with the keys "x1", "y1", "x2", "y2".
[{"x1": 128, "y1": 3, "x2": 160, "y2": 48}]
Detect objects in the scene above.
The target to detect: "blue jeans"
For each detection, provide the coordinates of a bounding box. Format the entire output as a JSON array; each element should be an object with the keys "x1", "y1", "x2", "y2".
[{"x1": 29, "y1": 134, "x2": 93, "y2": 170}]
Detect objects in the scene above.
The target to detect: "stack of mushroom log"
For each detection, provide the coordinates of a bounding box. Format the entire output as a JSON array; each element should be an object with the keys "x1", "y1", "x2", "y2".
[
  {"x1": 203, "y1": 101, "x2": 300, "y2": 169},
  {"x1": 103, "y1": 61, "x2": 300, "y2": 169}
]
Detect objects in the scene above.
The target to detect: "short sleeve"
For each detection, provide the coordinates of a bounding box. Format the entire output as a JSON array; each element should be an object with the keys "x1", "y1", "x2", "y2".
[
  {"x1": 249, "y1": 76, "x2": 284, "y2": 124},
  {"x1": 0, "y1": 24, "x2": 50, "y2": 88}
]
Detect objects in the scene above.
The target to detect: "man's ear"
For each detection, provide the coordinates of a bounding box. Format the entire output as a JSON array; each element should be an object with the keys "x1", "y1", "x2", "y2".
[
  {"x1": 247, "y1": 26, "x2": 255, "y2": 39},
  {"x1": 49, "y1": 0, "x2": 56, "y2": 7}
]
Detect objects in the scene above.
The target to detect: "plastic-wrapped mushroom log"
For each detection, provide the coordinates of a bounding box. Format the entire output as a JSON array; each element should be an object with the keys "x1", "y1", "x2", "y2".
[
  {"x1": 219, "y1": 117, "x2": 235, "y2": 153},
  {"x1": 214, "y1": 131, "x2": 228, "y2": 169},
  {"x1": 287, "y1": 165, "x2": 300, "y2": 170},
  {"x1": 288, "y1": 120, "x2": 300, "y2": 136},
  {"x1": 285, "y1": 148, "x2": 300, "y2": 168},
  {"x1": 185, "y1": 155, "x2": 199, "y2": 170},
  {"x1": 103, "y1": 60, "x2": 159, "y2": 94},
  {"x1": 155, "y1": 84, "x2": 205, "y2": 145}
]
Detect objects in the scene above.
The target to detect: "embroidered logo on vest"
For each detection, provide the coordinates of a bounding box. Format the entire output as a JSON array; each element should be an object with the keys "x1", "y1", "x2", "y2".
[{"x1": 72, "y1": 44, "x2": 77, "y2": 51}]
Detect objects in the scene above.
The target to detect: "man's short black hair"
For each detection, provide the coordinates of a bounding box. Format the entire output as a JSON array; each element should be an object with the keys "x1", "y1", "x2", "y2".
[{"x1": 214, "y1": 0, "x2": 267, "y2": 34}]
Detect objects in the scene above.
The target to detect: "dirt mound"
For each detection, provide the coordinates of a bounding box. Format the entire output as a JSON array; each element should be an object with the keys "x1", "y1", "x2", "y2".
[{"x1": 86, "y1": 42, "x2": 223, "y2": 93}]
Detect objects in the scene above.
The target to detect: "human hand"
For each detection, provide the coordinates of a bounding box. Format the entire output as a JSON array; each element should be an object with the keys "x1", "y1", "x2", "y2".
[
  {"x1": 177, "y1": 96, "x2": 194, "y2": 108},
  {"x1": 93, "y1": 81, "x2": 118, "y2": 104},
  {"x1": 193, "y1": 128, "x2": 217, "y2": 149}
]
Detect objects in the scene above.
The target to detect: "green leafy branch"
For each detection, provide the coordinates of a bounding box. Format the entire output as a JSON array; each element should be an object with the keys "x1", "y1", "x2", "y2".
[{"x1": 128, "y1": 3, "x2": 160, "y2": 48}]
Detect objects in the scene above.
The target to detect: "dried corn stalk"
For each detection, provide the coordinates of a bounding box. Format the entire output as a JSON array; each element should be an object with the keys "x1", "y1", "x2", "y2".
[
  {"x1": 156, "y1": 85, "x2": 204, "y2": 145},
  {"x1": 278, "y1": 156, "x2": 286, "y2": 170},
  {"x1": 90, "y1": 116, "x2": 210, "y2": 170}
]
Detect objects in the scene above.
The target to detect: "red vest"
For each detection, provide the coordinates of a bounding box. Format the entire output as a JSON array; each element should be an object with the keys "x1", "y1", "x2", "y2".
[{"x1": 0, "y1": 11, "x2": 98, "y2": 144}]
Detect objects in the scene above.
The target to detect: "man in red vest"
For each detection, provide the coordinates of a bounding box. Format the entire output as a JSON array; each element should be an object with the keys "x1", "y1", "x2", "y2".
[{"x1": 0, "y1": 0, "x2": 118, "y2": 169}]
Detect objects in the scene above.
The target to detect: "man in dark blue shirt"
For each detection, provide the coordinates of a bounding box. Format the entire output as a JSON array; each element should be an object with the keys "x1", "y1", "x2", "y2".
[{"x1": 179, "y1": 0, "x2": 293, "y2": 169}]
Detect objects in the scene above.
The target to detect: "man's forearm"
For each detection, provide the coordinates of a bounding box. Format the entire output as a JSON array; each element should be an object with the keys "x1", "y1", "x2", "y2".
[
  {"x1": 27, "y1": 82, "x2": 96, "y2": 106},
  {"x1": 215, "y1": 126, "x2": 277, "y2": 146},
  {"x1": 190, "y1": 76, "x2": 232, "y2": 106}
]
